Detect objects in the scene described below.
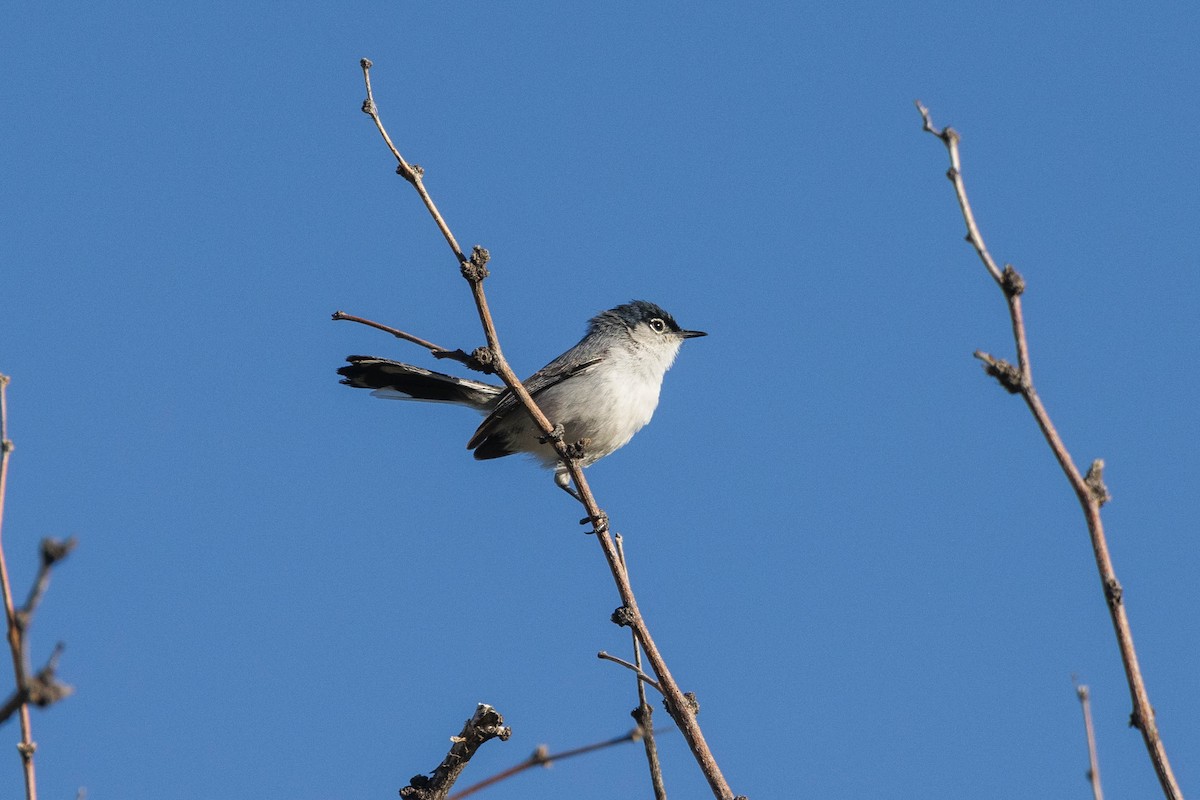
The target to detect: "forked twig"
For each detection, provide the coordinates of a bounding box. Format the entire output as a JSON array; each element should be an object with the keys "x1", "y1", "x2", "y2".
[
  {"x1": 356, "y1": 60, "x2": 737, "y2": 800},
  {"x1": 916, "y1": 101, "x2": 1182, "y2": 800}
]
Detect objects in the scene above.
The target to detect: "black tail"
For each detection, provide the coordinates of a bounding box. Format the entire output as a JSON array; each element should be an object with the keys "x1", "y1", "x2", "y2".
[{"x1": 338, "y1": 356, "x2": 502, "y2": 410}]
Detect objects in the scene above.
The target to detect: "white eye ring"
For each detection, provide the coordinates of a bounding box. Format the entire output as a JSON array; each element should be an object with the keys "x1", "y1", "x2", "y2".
[{"x1": 649, "y1": 318, "x2": 666, "y2": 333}]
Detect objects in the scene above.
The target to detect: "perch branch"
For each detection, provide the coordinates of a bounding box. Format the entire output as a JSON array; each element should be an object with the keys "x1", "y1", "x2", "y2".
[
  {"x1": 917, "y1": 101, "x2": 1182, "y2": 800},
  {"x1": 359, "y1": 59, "x2": 736, "y2": 800}
]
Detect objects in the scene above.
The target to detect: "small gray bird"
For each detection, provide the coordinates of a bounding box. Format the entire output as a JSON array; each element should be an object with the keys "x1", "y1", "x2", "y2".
[{"x1": 337, "y1": 300, "x2": 706, "y2": 495}]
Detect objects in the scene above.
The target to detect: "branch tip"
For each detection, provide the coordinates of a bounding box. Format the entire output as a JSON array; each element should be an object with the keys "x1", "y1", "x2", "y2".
[
  {"x1": 915, "y1": 99, "x2": 937, "y2": 134},
  {"x1": 40, "y1": 537, "x2": 76, "y2": 568}
]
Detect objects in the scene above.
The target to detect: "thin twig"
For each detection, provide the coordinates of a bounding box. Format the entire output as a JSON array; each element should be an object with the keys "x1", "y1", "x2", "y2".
[
  {"x1": 917, "y1": 101, "x2": 1182, "y2": 800},
  {"x1": 1073, "y1": 677, "x2": 1105, "y2": 800},
  {"x1": 616, "y1": 533, "x2": 667, "y2": 799},
  {"x1": 358, "y1": 60, "x2": 737, "y2": 800},
  {"x1": 360, "y1": 59, "x2": 467, "y2": 264},
  {"x1": 596, "y1": 650, "x2": 664, "y2": 694},
  {"x1": 19, "y1": 538, "x2": 77, "y2": 629},
  {"x1": 399, "y1": 704, "x2": 512, "y2": 800},
  {"x1": 331, "y1": 310, "x2": 489, "y2": 371},
  {"x1": 331, "y1": 310, "x2": 453, "y2": 354},
  {"x1": 0, "y1": 374, "x2": 38, "y2": 800},
  {"x1": 446, "y1": 729, "x2": 640, "y2": 800}
]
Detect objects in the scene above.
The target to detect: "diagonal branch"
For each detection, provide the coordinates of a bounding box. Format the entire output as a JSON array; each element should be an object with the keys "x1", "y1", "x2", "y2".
[
  {"x1": 330, "y1": 310, "x2": 495, "y2": 373},
  {"x1": 0, "y1": 374, "x2": 40, "y2": 800},
  {"x1": 19, "y1": 538, "x2": 77, "y2": 630},
  {"x1": 446, "y1": 728, "x2": 639, "y2": 800},
  {"x1": 615, "y1": 534, "x2": 667, "y2": 799},
  {"x1": 357, "y1": 59, "x2": 737, "y2": 800},
  {"x1": 1073, "y1": 678, "x2": 1105, "y2": 800},
  {"x1": 916, "y1": 101, "x2": 1183, "y2": 800},
  {"x1": 596, "y1": 650, "x2": 664, "y2": 694},
  {"x1": 400, "y1": 704, "x2": 512, "y2": 800}
]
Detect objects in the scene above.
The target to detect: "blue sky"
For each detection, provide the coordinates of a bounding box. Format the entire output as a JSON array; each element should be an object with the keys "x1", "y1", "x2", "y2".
[{"x1": 3, "y1": 3, "x2": 1199, "y2": 798}]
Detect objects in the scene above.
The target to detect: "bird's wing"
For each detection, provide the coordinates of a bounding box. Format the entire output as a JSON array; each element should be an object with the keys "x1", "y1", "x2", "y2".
[{"x1": 466, "y1": 354, "x2": 604, "y2": 451}]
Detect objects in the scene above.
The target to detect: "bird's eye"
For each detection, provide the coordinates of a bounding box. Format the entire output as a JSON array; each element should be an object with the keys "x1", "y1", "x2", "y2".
[{"x1": 649, "y1": 318, "x2": 666, "y2": 333}]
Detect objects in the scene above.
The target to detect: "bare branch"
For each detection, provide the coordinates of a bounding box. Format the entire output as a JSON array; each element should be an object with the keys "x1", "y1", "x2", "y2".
[
  {"x1": 357, "y1": 60, "x2": 737, "y2": 800},
  {"x1": 18, "y1": 538, "x2": 77, "y2": 629},
  {"x1": 616, "y1": 533, "x2": 667, "y2": 799},
  {"x1": 597, "y1": 650, "x2": 664, "y2": 694},
  {"x1": 1073, "y1": 677, "x2": 1105, "y2": 800},
  {"x1": 399, "y1": 704, "x2": 512, "y2": 800},
  {"x1": 447, "y1": 729, "x2": 640, "y2": 800},
  {"x1": 331, "y1": 311, "x2": 494, "y2": 373},
  {"x1": 0, "y1": 374, "x2": 41, "y2": 799},
  {"x1": 917, "y1": 102, "x2": 1183, "y2": 800},
  {"x1": 359, "y1": 58, "x2": 467, "y2": 264}
]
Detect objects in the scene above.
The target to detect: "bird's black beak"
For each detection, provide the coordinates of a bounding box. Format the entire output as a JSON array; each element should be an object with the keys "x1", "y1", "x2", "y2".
[{"x1": 681, "y1": 329, "x2": 707, "y2": 339}]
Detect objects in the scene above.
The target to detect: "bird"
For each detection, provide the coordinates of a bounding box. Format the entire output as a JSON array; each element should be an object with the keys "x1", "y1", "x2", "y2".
[{"x1": 337, "y1": 300, "x2": 706, "y2": 496}]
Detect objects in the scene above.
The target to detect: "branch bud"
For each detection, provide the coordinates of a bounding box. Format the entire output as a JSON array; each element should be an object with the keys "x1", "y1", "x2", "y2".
[{"x1": 1001, "y1": 264, "x2": 1026, "y2": 297}]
